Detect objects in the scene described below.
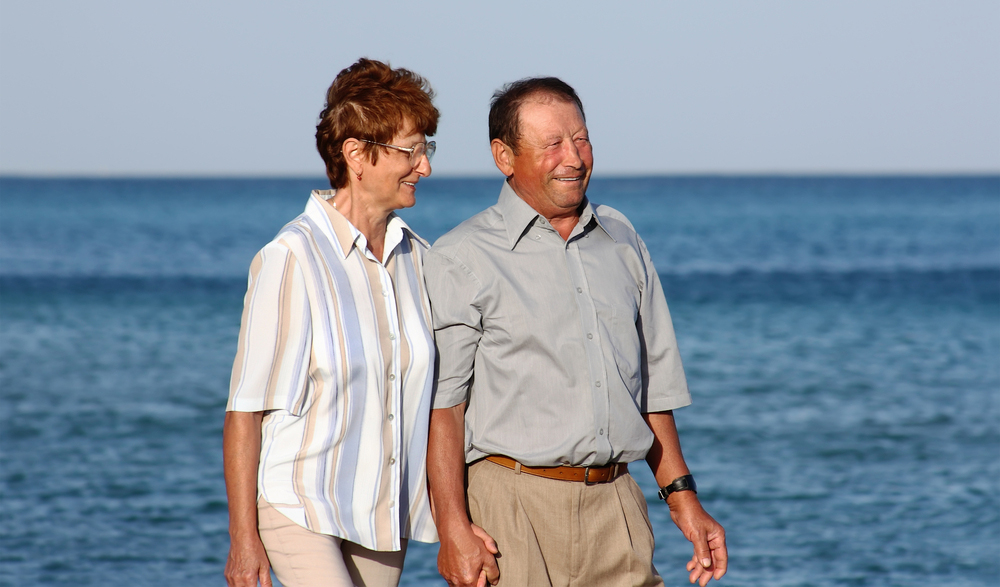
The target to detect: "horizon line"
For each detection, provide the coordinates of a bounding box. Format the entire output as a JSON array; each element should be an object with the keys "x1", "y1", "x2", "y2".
[{"x1": 2, "y1": 170, "x2": 999, "y2": 181}]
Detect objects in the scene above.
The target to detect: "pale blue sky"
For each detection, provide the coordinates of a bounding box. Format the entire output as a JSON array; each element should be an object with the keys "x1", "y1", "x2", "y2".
[{"x1": 1, "y1": 0, "x2": 997, "y2": 176}]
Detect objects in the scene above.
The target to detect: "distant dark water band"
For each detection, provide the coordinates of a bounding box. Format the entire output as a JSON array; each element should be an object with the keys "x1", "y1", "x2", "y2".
[
  {"x1": 660, "y1": 267, "x2": 999, "y2": 305},
  {"x1": 2, "y1": 268, "x2": 997, "y2": 306}
]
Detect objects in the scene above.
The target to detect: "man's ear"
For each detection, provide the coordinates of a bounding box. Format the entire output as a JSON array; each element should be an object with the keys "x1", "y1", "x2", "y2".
[
  {"x1": 491, "y1": 139, "x2": 515, "y2": 178},
  {"x1": 342, "y1": 138, "x2": 365, "y2": 175}
]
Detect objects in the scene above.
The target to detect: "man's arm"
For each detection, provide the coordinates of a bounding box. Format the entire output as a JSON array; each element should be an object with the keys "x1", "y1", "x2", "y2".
[
  {"x1": 644, "y1": 411, "x2": 728, "y2": 586},
  {"x1": 223, "y1": 411, "x2": 272, "y2": 587},
  {"x1": 427, "y1": 403, "x2": 499, "y2": 587}
]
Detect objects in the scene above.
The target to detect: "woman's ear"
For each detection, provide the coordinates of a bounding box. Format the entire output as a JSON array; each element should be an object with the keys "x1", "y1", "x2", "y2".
[{"x1": 342, "y1": 138, "x2": 365, "y2": 176}]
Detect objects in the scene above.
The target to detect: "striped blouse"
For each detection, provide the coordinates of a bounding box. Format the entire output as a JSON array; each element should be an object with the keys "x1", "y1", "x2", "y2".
[{"x1": 227, "y1": 190, "x2": 437, "y2": 551}]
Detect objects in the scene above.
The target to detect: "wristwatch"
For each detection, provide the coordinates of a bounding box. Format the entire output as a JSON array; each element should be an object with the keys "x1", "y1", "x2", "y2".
[{"x1": 657, "y1": 474, "x2": 697, "y2": 500}]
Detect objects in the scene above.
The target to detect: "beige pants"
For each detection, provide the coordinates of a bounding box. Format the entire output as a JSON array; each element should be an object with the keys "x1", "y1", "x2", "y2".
[
  {"x1": 257, "y1": 500, "x2": 407, "y2": 587},
  {"x1": 467, "y1": 459, "x2": 664, "y2": 587}
]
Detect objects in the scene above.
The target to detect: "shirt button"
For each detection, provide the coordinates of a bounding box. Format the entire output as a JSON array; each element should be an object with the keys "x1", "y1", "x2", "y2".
[
  {"x1": 599, "y1": 428, "x2": 604, "y2": 435},
  {"x1": 576, "y1": 287, "x2": 583, "y2": 293},
  {"x1": 587, "y1": 333, "x2": 593, "y2": 340},
  {"x1": 389, "y1": 457, "x2": 396, "y2": 465},
  {"x1": 382, "y1": 290, "x2": 388, "y2": 297},
  {"x1": 388, "y1": 414, "x2": 394, "y2": 421},
  {"x1": 389, "y1": 374, "x2": 396, "y2": 381},
  {"x1": 389, "y1": 333, "x2": 396, "y2": 340},
  {"x1": 595, "y1": 381, "x2": 602, "y2": 388}
]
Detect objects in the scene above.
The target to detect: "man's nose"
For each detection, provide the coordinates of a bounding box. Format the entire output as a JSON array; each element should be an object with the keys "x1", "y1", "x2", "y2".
[{"x1": 562, "y1": 142, "x2": 584, "y2": 167}]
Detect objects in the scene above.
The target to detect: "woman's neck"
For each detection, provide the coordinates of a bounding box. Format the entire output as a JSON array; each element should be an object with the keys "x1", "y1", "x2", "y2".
[{"x1": 330, "y1": 186, "x2": 390, "y2": 262}]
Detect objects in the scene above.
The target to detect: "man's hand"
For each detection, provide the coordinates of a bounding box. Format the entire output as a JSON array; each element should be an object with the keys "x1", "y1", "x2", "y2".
[
  {"x1": 224, "y1": 535, "x2": 272, "y2": 587},
  {"x1": 668, "y1": 491, "x2": 727, "y2": 586},
  {"x1": 437, "y1": 522, "x2": 499, "y2": 587},
  {"x1": 643, "y1": 411, "x2": 728, "y2": 585},
  {"x1": 428, "y1": 403, "x2": 500, "y2": 586}
]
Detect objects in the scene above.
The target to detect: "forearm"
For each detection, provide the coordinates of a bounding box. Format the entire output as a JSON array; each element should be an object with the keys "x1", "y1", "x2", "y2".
[
  {"x1": 643, "y1": 410, "x2": 692, "y2": 486},
  {"x1": 644, "y1": 410, "x2": 728, "y2": 583},
  {"x1": 223, "y1": 411, "x2": 264, "y2": 540},
  {"x1": 427, "y1": 403, "x2": 473, "y2": 533}
]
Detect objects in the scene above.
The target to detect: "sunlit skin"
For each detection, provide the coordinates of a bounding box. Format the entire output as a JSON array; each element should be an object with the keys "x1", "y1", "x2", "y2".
[
  {"x1": 491, "y1": 97, "x2": 592, "y2": 240},
  {"x1": 335, "y1": 120, "x2": 432, "y2": 260}
]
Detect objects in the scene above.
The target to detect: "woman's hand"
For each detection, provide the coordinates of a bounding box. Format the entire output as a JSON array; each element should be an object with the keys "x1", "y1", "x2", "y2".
[
  {"x1": 225, "y1": 535, "x2": 272, "y2": 587},
  {"x1": 223, "y1": 411, "x2": 268, "y2": 586}
]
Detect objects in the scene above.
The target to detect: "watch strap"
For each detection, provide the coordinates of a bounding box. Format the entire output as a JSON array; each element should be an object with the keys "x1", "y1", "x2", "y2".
[{"x1": 657, "y1": 474, "x2": 697, "y2": 500}]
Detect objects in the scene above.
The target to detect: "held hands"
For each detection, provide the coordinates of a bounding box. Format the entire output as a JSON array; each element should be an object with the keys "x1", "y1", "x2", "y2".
[
  {"x1": 225, "y1": 535, "x2": 272, "y2": 587},
  {"x1": 667, "y1": 492, "x2": 728, "y2": 586},
  {"x1": 437, "y1": 522, "x2": 500, "y2": 587}
]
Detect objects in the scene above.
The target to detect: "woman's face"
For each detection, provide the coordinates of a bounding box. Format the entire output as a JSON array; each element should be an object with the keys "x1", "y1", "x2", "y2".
[{"x1": 362, "y1": 121, "x2": 432, "y2": 213}]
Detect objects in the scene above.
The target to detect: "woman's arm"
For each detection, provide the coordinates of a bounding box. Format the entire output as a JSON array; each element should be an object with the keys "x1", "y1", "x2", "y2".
[{"x1": 223, "y1": 411, "x2": 272, "y2": 587}]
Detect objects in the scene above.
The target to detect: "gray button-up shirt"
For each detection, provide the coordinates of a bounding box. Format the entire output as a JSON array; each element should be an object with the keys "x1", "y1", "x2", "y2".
[{"x1": 425, "y1": 182, "x2": 691, "y2": 467}]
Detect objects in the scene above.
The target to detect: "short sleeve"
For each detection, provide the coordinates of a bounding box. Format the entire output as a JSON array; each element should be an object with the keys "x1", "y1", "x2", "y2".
[
  {"x1": 227, "y1": 241, "x2": 312, "y2": 415},
  {"x1": 636, "y1": 234, "x2": 691, "y2": 413},
  {"x1": 423, "y1": 249, "x2": 483, "y2": 409}
]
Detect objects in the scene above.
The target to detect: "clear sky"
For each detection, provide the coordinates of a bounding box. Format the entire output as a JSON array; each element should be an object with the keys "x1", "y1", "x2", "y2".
[{"x1": 1, "y1": 1, "x2": 998, "y2": 176}]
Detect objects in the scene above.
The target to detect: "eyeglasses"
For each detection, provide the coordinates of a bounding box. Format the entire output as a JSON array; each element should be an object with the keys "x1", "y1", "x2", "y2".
[{"x1": 362, "y1": 139, "x2": 436, "y2": 166}]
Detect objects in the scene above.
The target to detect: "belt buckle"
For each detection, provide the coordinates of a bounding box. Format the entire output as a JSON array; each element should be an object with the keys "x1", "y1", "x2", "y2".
[{"x1": 584, "y1": 466, "x2": 596, "y2": 485}]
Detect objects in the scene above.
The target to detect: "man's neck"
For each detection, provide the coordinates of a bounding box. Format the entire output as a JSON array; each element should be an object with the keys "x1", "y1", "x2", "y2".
[{"x1": 508, "y1": 181, "x2": 583, "y2": 241}]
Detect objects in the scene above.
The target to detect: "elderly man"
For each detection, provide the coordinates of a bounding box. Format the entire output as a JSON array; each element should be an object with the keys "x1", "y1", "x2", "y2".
[{"x1": 424, "y1": 77, "x2": 727, "y2": 587}]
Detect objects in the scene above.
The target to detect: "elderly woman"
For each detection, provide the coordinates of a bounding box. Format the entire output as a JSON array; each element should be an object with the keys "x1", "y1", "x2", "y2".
[{"x1": 223, "y1": 58, "x2": 439, "y2": 587}]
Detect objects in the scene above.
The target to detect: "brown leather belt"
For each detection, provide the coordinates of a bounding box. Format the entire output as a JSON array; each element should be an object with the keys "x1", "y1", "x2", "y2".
[{"x1": 485, "y1": 455, "x2": 628, "y2": 484}]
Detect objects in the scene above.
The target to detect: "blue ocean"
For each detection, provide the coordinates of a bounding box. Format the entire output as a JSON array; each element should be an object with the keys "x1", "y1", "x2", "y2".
[{"x1": 1, "y1": 176, "x2": 998, "y2": 587}]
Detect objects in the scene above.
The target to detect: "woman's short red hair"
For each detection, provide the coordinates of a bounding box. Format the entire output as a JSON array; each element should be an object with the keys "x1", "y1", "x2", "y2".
[{"x1": 316, "y1": 58, "x2": 439, "y2": 188}]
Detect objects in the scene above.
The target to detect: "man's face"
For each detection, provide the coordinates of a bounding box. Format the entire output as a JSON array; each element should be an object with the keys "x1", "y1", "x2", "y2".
[{"x1": 503, "y1": 97, "x2": 593, "y2": 219}]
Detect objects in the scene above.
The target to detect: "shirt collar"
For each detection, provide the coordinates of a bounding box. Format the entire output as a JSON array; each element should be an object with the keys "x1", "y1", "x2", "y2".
[
  {"x1": 497, "y1": 180, "x2": 615, "y2": 249},
  {"x1": 308, "y1": 190, "x2": 426, "y2": 262}
]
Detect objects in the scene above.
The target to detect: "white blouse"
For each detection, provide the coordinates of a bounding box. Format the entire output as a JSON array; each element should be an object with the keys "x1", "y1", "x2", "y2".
[{"x1": 227, "y1": 190, "x2": 437, "y2": 550}]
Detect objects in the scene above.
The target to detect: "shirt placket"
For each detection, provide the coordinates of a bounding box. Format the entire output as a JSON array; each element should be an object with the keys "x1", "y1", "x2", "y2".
[
  {"x1": 558, "y1": 222, "x2": 614, "y2": 465},
  {"x1": 370, "y1": 250, "x2": 403, "y2": 540}
]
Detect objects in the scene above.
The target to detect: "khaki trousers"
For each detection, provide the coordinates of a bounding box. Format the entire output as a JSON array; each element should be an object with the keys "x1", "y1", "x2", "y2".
[
  {"x1": 467, "y1": 459, "x2": 664, "y2": 587},
  {"x1": 257, "y1": 500, "x2": 406, "y2": 587}
]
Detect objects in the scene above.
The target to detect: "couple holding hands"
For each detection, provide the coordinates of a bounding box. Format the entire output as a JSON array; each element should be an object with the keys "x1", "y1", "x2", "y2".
[{"x1": 223, "y1": 58, "x2": 727, "y2": 587}]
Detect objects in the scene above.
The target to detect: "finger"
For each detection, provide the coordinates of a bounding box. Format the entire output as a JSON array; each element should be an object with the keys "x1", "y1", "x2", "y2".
[
  {"x1": 711, "y1": 538, "x2": 728, "y2": 579},
  {"x1": 699, "y1": 569, "x2": 712, "y2": 587},
  {"x1": 476, "y1": 569, "x2": 487, "y2": 587},
  {"x1": 688, "y1": 554, "x2": 714, "y2": 586},
  {"x1": 485, "y1": 555, "x2": 500, "y2": 585},
  {"x1": 692, "y1": 537, "x2": 713, "y2": 570},
  {"x1": 261, "y1": 567, "x2": 273, "y2": 587},
  {"x1": 471, "y1": 524, "x2": 499, "y2": 554}
]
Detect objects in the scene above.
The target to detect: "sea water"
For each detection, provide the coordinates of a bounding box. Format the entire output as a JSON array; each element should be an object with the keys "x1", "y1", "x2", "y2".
[{"x1": 1, "y1": 176, "x2": 997, "y2": 586}]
